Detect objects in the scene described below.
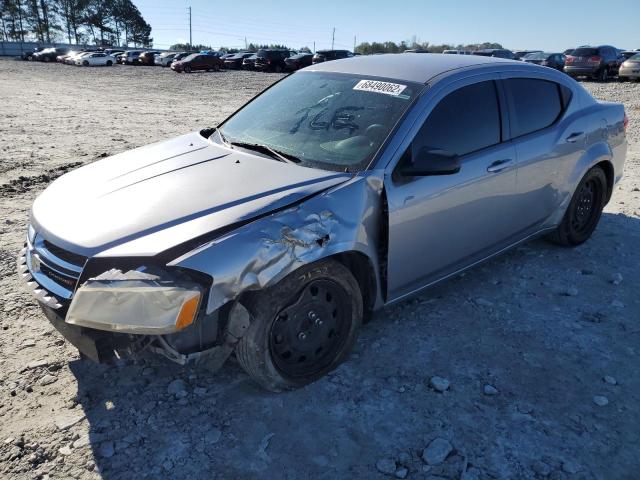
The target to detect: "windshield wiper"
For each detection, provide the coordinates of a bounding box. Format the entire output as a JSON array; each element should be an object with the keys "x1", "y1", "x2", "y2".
[{"x1": 229, "y1": 141, "x2": 301, "y2": 164}]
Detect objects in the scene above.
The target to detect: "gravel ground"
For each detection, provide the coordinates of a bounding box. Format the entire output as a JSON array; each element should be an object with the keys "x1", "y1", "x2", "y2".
[{"x1": 0, "y1": 58, "x2": 639, "y2": 480}]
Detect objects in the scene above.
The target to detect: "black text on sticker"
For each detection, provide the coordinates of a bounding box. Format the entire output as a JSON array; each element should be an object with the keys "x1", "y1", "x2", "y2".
[{"x1": 353, "y1": 80, "x2": 407, "y2": 96}]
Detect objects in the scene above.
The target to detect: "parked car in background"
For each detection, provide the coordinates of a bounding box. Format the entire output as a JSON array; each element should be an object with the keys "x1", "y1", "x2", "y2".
[
  {"x1": 564, "y1": 45, "x2": 620, "y2": 81},
  {"x1": 170, "y1": 52, "x2": 191, "y2": 64},
  {"x1": 21, "y1": 47, "x2": 45, "y2": 61},
  {"x1": 285, "y1": 52, "x2": 313, "y2": 71},
  {"x1": 563, "y1": 48, "x2": 575, "y2": 56},
  {"x1": 19, "y1": 54, "x2": 627, "y2": 392},
  {"x1": 224, "y1": 52, "x2": 253, "y2": 69},
  {"x1": 312, "y1": 49, "x2": 352, "y2": 64},
  {"x1": 155, "y1": 52, "x2": 179, "y2": 66},
  {"x1": 254, "y1": 49, "x2": 293, "y2": 72},
  {"x1": 472, "y1": 48, "x2": 515, "y2": 59},
  {"x1": 171, "y1": 53, "x2": 223, "y2": 73},
  {"x1": 514, "y1": 50, "x2": 542, "y2": 60},
  {"x1": 65, "y1": 51, "x2": 92, "y2": 65},
  {"x1": 120, "y1": 50, "x2": 143, "y2": 65},
  {"x1": 104, "y1": 49, "x2": 125, "y2": 57},
  {"x1": 75, "y1": 52, "x2": 116, "y2": 67},
  {"x1": 404, "y1": 48, "x2": 428, "y2": 53},
  {"x1": 220, "y1": 53, "x2": 236, "y2": 61},
  {"x1": 619, "y1": 51, "x2": 638, "y2": 62},
  {"x1": 442, "y1": 49, "x2": 472, "y2": 55},
  {"x1": 523, "y1": 52, "x2": 565, "y2": 71},
  {"x1": 138, "y1": 51, "x2": 161, "y2": 65},
  {"x1": 33, "y1": 47, "x2": 70, "y2": 62},
  {"x1": 618, "y1": 52, "x2": 640, "y2": 81},
  {"x1": 242, "y1": 53, "x2": 258, "y2": 70}
]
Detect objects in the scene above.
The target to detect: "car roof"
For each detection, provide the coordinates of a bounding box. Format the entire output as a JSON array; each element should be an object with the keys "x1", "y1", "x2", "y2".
[{"x1": 305, "y1": 53, "x2": 521, "y2": 84}]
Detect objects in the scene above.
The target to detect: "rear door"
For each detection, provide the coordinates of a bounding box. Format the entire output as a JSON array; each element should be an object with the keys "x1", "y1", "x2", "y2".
[
  {"x1": 503, "y1": 76, "x2": 582, "y2": 231},
  {"x1": 385, "y1": 78, "x2": 519, "y2": 300}
]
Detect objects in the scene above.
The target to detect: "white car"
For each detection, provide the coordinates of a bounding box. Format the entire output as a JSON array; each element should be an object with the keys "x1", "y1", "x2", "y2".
[
  {"x1": 75, "y1": 53, "x2": 116, "y2": 67},
  {"x1": 155, "y1": 52, "x2": 179, "y2": 66}
]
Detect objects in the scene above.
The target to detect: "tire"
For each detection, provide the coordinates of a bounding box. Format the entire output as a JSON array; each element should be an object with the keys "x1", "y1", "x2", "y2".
[
  {"x1": 274, "y1": 64, "x2": 283, "y2": 73},
  {"x1": 184, "y1": 65, "x2": 191, "y2": 73},
  {"x1": 547, "y1": 166, "x2": 607, "y2": 247},
  {"x1": 236, "y1": 259, "x2": 363, "y2": 392},
  {"x1": 597, "y1": 68, "x2": 608, "y2": 82},
  {"x1": 213, "y1": 64, "x2": 220, "y2": 72},
  {"x1": 83, "y1": 60, "x2": 89, "y2": 67},
  {"x1": 106, "y1": 60, "x2": 112, "y2": 66},
  {"x1": 43, "y1": 56, "x2": 50, "y2": 63}
]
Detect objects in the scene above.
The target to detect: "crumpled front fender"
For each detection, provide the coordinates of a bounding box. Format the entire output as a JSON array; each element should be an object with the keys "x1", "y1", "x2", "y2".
[{"x1": 170, "y1": 173, "x2": 384, "y2": 314}]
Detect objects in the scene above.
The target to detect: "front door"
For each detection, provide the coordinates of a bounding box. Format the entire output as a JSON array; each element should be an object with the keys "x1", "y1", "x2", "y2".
[{"x1": 385, "y1": 79, "x2": 520, "y2": 301}]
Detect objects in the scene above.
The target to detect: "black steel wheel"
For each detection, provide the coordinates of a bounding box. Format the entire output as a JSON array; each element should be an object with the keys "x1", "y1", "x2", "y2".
[
  {"x1": 547, "y1": 166, "x2": 607, "y2": 246},
  {"x1": 236, "y1": 259, "x2": 363, "y2": 392},
  {"x1": 269, "y1": 279, "x2": 351, "y2": 378}
]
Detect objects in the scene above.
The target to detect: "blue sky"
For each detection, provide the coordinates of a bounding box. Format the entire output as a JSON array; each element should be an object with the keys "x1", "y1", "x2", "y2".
[{"x1": 134, "y1": 0, "x2": 639, "y2": 52}]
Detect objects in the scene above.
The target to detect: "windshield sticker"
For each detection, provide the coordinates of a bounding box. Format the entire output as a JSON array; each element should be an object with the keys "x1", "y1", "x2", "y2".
[{"x1": 353, "y1": 79, "x2": 407, "y2": 96}]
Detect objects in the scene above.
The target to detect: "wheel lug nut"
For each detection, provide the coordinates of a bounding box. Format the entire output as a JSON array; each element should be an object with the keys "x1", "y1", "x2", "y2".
[
  {"x1": 298, "y1": 332, "x2": 307, "y2": 340},
  {"x1": 315, "y1": 318, "x2": 323, "y2": 326}
]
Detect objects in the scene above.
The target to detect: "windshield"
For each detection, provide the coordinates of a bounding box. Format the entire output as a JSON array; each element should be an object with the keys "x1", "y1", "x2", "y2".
[
  {"x1": 572, "y1": 48, "x2": 598, "y2": 57},
  {"x1": 525, "y1": 52, "x2": 547, "y2": 60},
  {"x1": 218, "y1": 72, "x2": 422, "y2": 172}
]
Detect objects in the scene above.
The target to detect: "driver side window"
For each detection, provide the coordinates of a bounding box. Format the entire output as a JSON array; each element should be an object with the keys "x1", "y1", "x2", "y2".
[
  {"x1": 395, "y1": 80, "x2": 502, "y2": 179},
  {"x1": 413, "y1": 80, "x2": 501, "y2": 158}
]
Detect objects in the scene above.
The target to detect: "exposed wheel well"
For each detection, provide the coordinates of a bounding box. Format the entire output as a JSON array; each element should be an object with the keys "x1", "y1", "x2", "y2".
[
  {"x1": 332, "y1": 252, "x2": 377, "y2": 322},
  {"x1": 595, "y1": 160, "x2": 614, "y2": 204}
]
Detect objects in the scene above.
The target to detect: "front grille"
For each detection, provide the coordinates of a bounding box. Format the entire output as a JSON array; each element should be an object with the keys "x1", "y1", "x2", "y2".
[
  {"x1": 18, "y1": 229, "x2": 86, "y2": 309},
  {"x1": 43, "y1": 240, "x2": 87, "y2": 266}
]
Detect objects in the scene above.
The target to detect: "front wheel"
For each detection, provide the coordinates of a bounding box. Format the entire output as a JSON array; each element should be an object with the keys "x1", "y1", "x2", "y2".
[
  {"x1": 106, "y1": 60, "x2": 112, "y2": 66},
  {"x1": 547, "y1": 166, "x2": 607, "y2": 246},
  {"x1": 184, "y1": 65, "x2": 191, "y2": 73},
  {"x1": 236, "y1": 259, "x2": 363, "y2": 392},
  {"x1": 213, "y1": 64, "x2": 220, "y2": 72},
  {"x1": 83, "y1": 60, "x2": 89, "y2": 66}
]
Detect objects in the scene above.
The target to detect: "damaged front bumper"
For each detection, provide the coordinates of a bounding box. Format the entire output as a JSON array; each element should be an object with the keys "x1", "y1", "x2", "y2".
[{"x1": 19, "y1": 238, "x2": 250, "y2": 367}]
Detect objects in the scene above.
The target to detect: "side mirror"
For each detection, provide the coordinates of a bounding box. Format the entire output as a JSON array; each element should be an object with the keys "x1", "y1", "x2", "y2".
[{"x1": 399, "y1": 147, "x2": 460, "y2": 176}]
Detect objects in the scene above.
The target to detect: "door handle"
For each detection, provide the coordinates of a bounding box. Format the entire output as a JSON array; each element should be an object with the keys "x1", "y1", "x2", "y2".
[
  {"x1": 565, "y1": 132, "x2": 585, "y2": 143},
  {"x1": 486, "y1": 159, "x2": 515, "y2": 173}
]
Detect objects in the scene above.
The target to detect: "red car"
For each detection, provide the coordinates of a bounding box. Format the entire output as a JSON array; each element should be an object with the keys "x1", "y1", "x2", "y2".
[{"x1": 171, "y1": 53, "x2": 223, "y2": 73}]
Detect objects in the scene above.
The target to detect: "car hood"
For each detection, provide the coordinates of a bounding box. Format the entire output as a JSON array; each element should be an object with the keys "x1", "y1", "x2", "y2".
[{"x1": 31, "y1": 132, "x2": 351, "y2": 258}]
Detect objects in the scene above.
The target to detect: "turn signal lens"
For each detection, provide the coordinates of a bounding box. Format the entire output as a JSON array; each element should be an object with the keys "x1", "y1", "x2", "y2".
[{"x1": 175, "y1": 293, "x2": 201, "y2": 330}]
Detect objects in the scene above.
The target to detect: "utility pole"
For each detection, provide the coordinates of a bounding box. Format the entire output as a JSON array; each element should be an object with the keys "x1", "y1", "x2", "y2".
[
  {"x1": 331, "y1": 27, "x2": 335, "y2": 50},
  {"x1": 188, "y1": 6, "x2": 192, "y2": 51},
  {"x1": 313, "y1": 41, "x2": 315, "y2": 53},
  {"x1": 353, "y1": 35, "x2": 356, "y2": 53},
  {"x1": 244, "y1": 36, "x2": 247, "y2": 50}
]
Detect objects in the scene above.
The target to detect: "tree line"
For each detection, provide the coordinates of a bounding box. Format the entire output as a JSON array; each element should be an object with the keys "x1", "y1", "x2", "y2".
[
  {"x1": 0, "y1": 0, "x2": 152, "y2": 47},
  {"x1": 355, "y1": 40, "x2": 504, "y2": 55}
]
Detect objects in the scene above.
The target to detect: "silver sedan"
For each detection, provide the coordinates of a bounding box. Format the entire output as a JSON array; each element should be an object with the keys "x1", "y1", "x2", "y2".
[{"x1": 19, "y1": 54, "x2": 627, "y2": 391}]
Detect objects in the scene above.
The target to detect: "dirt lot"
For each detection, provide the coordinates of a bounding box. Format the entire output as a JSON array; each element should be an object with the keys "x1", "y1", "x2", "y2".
[{"x1": 0, "y1": 57, "x2": 639, "y2": 480}]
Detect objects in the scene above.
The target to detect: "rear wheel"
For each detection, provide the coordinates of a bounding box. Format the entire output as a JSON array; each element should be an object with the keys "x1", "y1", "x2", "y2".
[
  {"x1": 213, "y1": 64, "x2": 220, "y2": 72},
  {"x1": 43, "y1": 56, "x2": 51, "y2": 62},
  {"x1": 236, "y1": 259, "x2": 363, "y2": 392},
  {"x1": 547, "y1": 166, "x2": 607, "y2": 246},
  {"x1": 597, "y1": 68, "x2": 609, "y2": 82},
  {"x1": 106, "y1": 60, "x2": 112, "y2": 66},
  {"x1": 274, "y1": 64, "x2": 283, "y2": 73}
]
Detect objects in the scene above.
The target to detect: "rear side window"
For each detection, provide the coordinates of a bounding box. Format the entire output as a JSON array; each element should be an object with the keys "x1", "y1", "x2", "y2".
[
  {"x1": 414, "y1": 81, "x2": 501, "y2": 157},
  {"x1": 572, "y1": 48, "x2": 598, "y2": 57},
  {"x1": 504, "y1": 79, "x2": 567, "y2": 138}
]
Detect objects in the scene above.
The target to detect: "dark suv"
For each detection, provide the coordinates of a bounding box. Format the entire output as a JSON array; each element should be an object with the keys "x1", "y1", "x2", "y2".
[
  {"x1": 33, "y1": 47, "x2": 70, "y2": 62},
  {"x1": 564, "y1": 45, "x2": 619, "y2": 81},
  {"x1": 312, "y1": 49, "x2": 352, "y2": 64},
  {"x1": 254, "y1": 49, "x2": 292, "y2": 72}
]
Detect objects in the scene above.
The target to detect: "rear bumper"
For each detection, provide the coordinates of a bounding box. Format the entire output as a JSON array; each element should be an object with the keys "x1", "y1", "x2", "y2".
[
  {"x1": 619, "y1": 67, "x2": 640, "y2": 78},
  {"x1": 564, "y1": 66, "x2": 600, "y2": 76}
]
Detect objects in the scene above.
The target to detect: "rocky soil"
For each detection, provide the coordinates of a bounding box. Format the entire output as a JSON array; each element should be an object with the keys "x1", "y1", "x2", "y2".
[{"x1": 0, "y1": 57, "x2": 639, "y2": 480}]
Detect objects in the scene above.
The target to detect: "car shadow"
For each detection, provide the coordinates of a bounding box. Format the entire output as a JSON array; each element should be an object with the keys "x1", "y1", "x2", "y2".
[{"x1": 70, "y1": 211, "x2": 639, "y2": 479}]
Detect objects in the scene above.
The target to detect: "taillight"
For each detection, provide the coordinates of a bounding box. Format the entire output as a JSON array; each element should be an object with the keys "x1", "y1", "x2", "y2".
[
  {"x1": 565, "y1": 55, "x2": 574, "y2": 64},
  {"x1": 588, "y1": 55, "x2": 602, "y2": 64},
  {"x1": 624, "y1": 113, "x2": 629, "y2": 132}
]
